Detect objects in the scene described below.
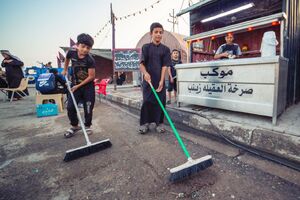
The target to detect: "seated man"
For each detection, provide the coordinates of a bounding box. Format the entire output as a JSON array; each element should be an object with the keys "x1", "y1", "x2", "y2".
[
  {"x1": 214, "y1": 33, "x2": 242, "y2": 59},
  {"x1": 41, "y1": 68, "x2": 66, "y2": 94}
]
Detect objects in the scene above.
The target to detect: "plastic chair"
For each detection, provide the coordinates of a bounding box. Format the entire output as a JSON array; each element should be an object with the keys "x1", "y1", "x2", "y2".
[
  {"x1": 35, "y1": 92, "x2": 64, "y2": 112},
  {"x1": 95, "y1": 79, "x2": 110, "y2": 101},
  {"x1": 95, "y1": 79, "x2": 110, "y2": 95},
  {"x1": 2, "y1": 78, "x2": 29, "y2": 102}
]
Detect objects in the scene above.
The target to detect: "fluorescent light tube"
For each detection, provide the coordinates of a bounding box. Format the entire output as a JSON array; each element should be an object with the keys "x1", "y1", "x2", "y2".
[{"x1": 201, "y1": 3, "x2": 254, "y2": 23}]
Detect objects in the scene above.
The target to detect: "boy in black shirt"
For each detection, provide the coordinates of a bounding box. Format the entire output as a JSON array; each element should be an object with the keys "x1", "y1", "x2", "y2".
[
  {"x1": 139, "y1": 22, "x2": 172, "y2": 134},
  {"x1": 62, "y1": 33, "x2": 96, "y2": 138},
  {"x1": 214, "y1": 33, "x2": 242, "y2": 59},
  {"x1": 167, "y1": 49, "x2": 182, "y2": 104}
]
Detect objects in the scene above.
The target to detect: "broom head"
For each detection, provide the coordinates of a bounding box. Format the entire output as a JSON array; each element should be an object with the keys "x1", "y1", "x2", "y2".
[
  {"x1": 169, "y1": 155, "x2": 213, "y2": 182},
  {"x1": 64, "y1": 139, "x2": 112, "y2": 162}
]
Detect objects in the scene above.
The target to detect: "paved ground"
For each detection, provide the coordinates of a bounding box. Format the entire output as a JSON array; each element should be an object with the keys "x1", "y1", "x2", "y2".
[{"x1": 0, "y1": 95, "x2": 300, "y2": 200}]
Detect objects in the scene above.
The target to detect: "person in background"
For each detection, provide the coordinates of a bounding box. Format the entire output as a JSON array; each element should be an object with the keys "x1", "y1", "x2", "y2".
[
  {"x1": 40, "y1": 68, "x2": 66, "y2": 95},
  {"x1": 117, "y1": 72, "x2": 126, "y2": 85},
  {"x1": 1, "y1": 50, "x2": 29, "y2": 101},
  {"x1": 167, "y1": 49, "x2": 182, "y2": 104},
  {"x1": 214, "y1": 33, "x2": 242, "y2": 59},
  {"x1": 45, "y1": 62, "x2": 52, "y2": 68}
]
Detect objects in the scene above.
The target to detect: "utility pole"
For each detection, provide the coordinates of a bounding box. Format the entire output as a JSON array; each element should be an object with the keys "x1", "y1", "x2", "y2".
[
  {"x1": 111, "y1": 3, "x2": 117, "y2": 91},
  {"x1": 167, "y1": 9, "x2": 178, "y2": 32}
]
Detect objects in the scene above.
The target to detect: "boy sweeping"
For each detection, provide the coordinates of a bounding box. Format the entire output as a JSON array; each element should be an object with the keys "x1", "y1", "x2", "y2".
[
  {"x1": 139, "y1": 22, "x2": 172, "y2": 134},
  {"x1": 62, "y1": 33, "x2": 96, "y2": 138}
]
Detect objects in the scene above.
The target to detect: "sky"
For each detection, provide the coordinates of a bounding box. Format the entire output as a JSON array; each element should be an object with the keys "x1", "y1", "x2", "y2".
[{"x1": 0, "y1": 0, "x2": 190, "y2": 66}]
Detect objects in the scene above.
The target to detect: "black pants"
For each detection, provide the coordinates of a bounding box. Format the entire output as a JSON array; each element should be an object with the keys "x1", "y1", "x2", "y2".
[
  {"x1": 67, "y1": 84, "x2": 95, "y2": 127},
  {"x1": 167, "y1": 78, "x2": 177, "y2": 92},
  {"x1": 140, "y1": 81, "x2": 166, "y2": 126},
  {"x1": 140, "y1": 101, "x2": 165, "y2": 126}
]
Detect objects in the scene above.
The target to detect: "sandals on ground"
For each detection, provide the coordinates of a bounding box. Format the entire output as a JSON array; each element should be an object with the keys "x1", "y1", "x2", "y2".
[
  {"x1": 64, "y1": 127, "x2": 81, "y2": 138},
  {"x1": 139, "y1": 124, "x2": 149, "y2": 134},
  {"x1": 156, "y1": 125, "x2": 166, "y2": 133},
  {"x1": 85, "y1": 127, "x2": 93, "y2": 135}
]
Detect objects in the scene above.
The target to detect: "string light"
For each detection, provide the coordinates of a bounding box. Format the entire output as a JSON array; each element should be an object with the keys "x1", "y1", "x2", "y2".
[
  {"x1": 98, "y1": 27, "x2": 112, "y2": 45},
  {"x1": 94, "y1": 20, "x2": 111, "y2": 39},
  {"x1": 114, "y1": 0, "x2": 163, "y2": 22},
  {"x1": 93, "y1": 0, "x2": 163, "y2": 40}
]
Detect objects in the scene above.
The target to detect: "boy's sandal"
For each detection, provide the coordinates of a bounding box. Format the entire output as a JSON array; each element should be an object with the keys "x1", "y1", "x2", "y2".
[
  {"x1": 64, "y1": 127, "x2": 81, "y2": 138},
  {"x1": 9, "y1": 98, "x2": 19, "y2": 101},
  {"x1": 84, "y1": 127, "x2": 93, "y2": 135},
  {"x1": 156, "y1": 125, "x2": 166, "y2": 133},
  {"x1": 138, "y1": 125, "x2": 149, "y2": 134}
]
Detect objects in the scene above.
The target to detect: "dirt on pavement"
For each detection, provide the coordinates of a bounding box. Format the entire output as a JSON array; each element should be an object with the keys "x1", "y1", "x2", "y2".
[{"x1": 0, "y1": 97, "x2": 300, "y2": 200}]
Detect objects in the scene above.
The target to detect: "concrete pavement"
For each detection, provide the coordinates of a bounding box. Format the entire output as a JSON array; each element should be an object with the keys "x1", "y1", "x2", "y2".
[{"x1": 0, "y1": 92, "x2": 299, "y2": 199}]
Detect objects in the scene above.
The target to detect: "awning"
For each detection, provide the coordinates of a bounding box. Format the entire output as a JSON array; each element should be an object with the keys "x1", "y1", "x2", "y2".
[
  {"x1": 176, "y1": 0, "x2": 217, "y2": 16},
  {"x1": 183, "y1": 12, "x2": 286, "y2": 41}
]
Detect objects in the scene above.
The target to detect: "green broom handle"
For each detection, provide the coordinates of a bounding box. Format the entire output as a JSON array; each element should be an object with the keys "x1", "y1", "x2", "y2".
[{"x1": 149, "y1": 82, "x2": 191, "y2": 159}]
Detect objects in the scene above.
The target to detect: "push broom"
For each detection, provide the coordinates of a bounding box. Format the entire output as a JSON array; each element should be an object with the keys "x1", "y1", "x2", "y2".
[
  {"x1": 63, "y1": 76, "x2": 112, "y2": 162},
  {"x1": 149, "y1": 82, "x2": 213, "y2": 182}
]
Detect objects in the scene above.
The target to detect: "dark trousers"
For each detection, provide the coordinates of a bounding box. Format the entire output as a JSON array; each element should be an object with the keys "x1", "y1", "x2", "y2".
[
  {"x1": 140, "y1": 81, "x2": 166, "y2": 126},
  {"x1": 67, "y1": 84, "x2": 95, "y2": 127},
  {"x1": 167, "y1": 78, "x2": 177, "y2": 92},
  {"x1": 140, "y1": 100, "x2": 165, "y2": 126}
]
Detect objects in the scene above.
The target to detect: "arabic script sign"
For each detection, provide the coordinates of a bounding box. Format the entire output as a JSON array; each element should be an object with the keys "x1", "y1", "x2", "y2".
[
  {"x1": 187, "y1": 83, "x2": 253, "y2": 97},
  {"x1": 200, "y1": 67, "x2": 233, "y2": 79},
  {"x1": 113, "y1": 48, "x2": 141, "y2": 71},
  {"x1": 185, "y1": 67, "x2": 254, "y2": 97},
  {"x1": 176, "y1": 61, "x2": 278, "y2": 117}
]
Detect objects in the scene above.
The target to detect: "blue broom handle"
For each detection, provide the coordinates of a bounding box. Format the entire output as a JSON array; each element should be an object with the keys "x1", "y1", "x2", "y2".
[{"x1": 149, "y1": 82, "x2": 191, "y2": 159}]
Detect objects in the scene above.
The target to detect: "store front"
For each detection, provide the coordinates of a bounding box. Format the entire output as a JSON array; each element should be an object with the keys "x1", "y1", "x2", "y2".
[{"x1": 176, "y1": 0, "x2": 299, "y2": 123}]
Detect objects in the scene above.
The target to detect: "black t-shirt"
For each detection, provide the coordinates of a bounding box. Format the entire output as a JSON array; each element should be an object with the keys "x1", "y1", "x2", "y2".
[
  {"x1": 66, "y1": 49, "x2": 95, "y2": 85},
  {"x1": 170, "y1": 59, "x2": 182, "y2": 78},
  {"x1": 140, "y1": 43, "x2": 171, "y2": 104},
  {"x1": 215, "y1": 43, "x2": 242, "y2": 59},
  {"x1": 140, "y1": 43, "x2": 171, "y2": 88}
]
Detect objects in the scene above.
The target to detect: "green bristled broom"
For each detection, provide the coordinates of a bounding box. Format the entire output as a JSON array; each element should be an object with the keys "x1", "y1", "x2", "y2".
[{"x1": 149, "y1": 82, "x2": 213, "y2": 182}]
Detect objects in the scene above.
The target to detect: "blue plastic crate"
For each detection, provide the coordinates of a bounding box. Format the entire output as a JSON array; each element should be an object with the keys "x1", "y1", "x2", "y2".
[{"x1": 36, "y1": 104, "x2": 58, "y2": 118}]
